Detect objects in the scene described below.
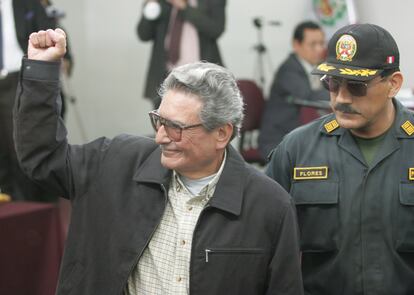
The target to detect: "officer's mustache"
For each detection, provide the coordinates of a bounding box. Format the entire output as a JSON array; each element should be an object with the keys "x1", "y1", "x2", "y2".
[{"x1": 333, "y1": 103, "x2": 361, "y2": 115}]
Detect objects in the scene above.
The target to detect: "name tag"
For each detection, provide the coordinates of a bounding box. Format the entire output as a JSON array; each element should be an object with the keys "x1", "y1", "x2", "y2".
[
  {"x1": 409, "y1": 168, "x2": 414, "y2": 181},
  {"x1": 293, "y1": 166, "x2": 328, "y2": 180}
]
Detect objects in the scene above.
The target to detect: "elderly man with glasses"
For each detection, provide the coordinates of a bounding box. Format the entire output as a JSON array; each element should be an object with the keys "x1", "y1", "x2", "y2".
[
  {"x1": 13, "y1": 29, "x2": 303, "y2": 295},
  {"x1": 266, "y1": 23, "x2": 414, "y2": 294}
]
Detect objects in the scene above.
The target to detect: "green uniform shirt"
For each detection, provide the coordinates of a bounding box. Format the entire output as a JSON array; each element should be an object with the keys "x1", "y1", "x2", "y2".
[
  {"x1": 353, "y1": 130, "x2": 389, "y2": 166},
  {"x1": 266, "y1": 99, "x2": 414, "y2": 295}
]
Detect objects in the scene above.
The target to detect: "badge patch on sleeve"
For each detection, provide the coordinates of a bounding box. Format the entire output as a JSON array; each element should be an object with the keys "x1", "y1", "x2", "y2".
[
  {"x1": 293, "y1": 166, "x2": 328, "y2": 180},
  {"x1": 409, "y1": 168, "x2": 414, "y2": 181}
]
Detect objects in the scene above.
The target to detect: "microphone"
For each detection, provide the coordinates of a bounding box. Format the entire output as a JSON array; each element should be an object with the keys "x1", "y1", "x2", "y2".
[{"x1": 253, "y1": 17, "x2": 282, "y2": 28}]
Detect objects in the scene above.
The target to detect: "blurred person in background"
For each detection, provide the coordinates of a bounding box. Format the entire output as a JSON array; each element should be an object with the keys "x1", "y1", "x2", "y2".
[
  {"x1": 0, "y1": 0, "x2": 56, "y2": 201},
  {"x1": 258, "y1": 21, "x2": 329, "y2": 159},
  {"x1": 137, "y1": 0, "x2": 226, "y2": 108}
]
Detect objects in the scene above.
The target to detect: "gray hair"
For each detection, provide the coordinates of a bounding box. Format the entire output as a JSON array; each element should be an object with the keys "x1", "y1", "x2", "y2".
[{"x1": 158, "y1": 61, "x2": 244, "y2": 140}]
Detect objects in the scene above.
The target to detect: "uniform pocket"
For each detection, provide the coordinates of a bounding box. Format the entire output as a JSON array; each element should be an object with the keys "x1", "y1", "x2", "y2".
[
  {"x1": 396, "y1": 182, "x2": 414, "y2": 252},
  {"x1": 291, "y1": 180, "x2": 339, "y2": 252}
]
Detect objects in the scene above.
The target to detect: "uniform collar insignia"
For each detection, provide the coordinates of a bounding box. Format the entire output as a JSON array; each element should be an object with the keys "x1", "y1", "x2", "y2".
[
  {"x1": 401, "y1": 120, "x2": 414, "y2": 136},
  {"x1": 324, "y1": 119, "x2": 340, "y2": 133}
]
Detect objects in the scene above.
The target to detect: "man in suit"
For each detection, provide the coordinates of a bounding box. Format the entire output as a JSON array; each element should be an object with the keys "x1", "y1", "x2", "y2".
[
  {"x1": 137, "y1": 0, "x2": 225, "y2": 108},
  {"x1": 0, "y1": 0, "x2": 55, "y2": 200},
  {"x1": 258, "y1": 21, "x2": 330, "y2": 159}
]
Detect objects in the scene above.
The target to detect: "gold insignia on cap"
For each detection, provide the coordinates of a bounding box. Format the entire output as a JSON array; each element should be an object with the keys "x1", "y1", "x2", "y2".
[
  {"x1": 317, "y1": 63, "x2": 336, "y2": 72},
  {"x1": 339, "y1": 68, "x2": 378, "y2": 77},
  {"x1": 409, "y1": 168, "x2": 414, "y2": 181},
  {"x1": 336, "y1": 34, "x2": 357, "y2": 62},
  {"x1": 401, "y1": 120, "x2": 414, "y2": 136},
  {"x1": 324, "y1": 119, "x2": 339, "y2": 133},
  {"x1": 293, "y1": 166, "x2": 328, "y2": 180}
]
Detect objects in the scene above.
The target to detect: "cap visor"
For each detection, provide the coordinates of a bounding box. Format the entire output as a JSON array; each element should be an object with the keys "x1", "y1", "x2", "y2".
[{"x1": 311, "y1": 62, "x2": 383, "y2": 81}]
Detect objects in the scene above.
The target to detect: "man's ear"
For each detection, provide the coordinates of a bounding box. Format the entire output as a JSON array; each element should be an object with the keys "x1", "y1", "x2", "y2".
[
  {"x1": 292, "y1": 39, "x2": 301, "y2": 54},
  {"x1": 387, "y1": 71, "x2": 404, "y2": 98},
  {"x1": 216, "y1": 123, "x2": 233, "y2": 149}
]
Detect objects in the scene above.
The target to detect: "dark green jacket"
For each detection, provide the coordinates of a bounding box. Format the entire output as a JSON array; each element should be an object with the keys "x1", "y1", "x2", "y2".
[
  {"x1": 137, "y1": 0, "x2": 225, "y2": 101},
  {"x1": 267, "y1": 99, "x2": 414, "y2": 295}
]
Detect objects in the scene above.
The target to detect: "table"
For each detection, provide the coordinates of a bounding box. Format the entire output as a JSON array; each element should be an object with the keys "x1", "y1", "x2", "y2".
[{"x1": 0, "y1": 202, "x2": 64, "y2": 295}]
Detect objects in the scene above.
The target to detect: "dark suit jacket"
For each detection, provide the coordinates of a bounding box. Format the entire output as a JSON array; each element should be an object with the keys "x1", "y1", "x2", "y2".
[
  {"x1": 12, "y1": 0, "x2": 54, "y2": 53},
  {"x1": 137, "y1": 0, "x2": 225, "y2": 101},
  {"x1": 258, "y1": 53, "x2": 330, "y2": 159}
]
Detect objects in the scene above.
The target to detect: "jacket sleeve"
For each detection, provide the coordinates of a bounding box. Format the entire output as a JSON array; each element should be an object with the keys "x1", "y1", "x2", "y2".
[
  {"x1": 266, "y1": 199, "x2": 304, "y2": 295},
  {"x1": 181, "y1": 0, "x2": 226, "y2": 39},
  {"x1": 137, "y1": 1, "x2": 171, "y2": 41},
  {"x1": 13, "y1": 58, "x2": 110, "y2": 200},
  {"x1": 275, "y1": 63, "x2": 328, "y2": 103},
  {"x1": 265, "y1": 140, "x2": 294, "y2": 193}
]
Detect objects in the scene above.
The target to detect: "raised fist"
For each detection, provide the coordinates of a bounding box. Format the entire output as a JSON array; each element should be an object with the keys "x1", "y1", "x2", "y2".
[{"x1": 28, "y1": 28, "x2": 67, "y2": 62}]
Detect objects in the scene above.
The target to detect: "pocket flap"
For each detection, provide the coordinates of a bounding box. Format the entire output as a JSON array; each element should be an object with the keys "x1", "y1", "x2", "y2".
[
  {"x1": 291, "y1": 181, "x2": 339, "y2": 205},
  {"x1": 399, "y1": 182, "x2": 414, "y2": 205}
]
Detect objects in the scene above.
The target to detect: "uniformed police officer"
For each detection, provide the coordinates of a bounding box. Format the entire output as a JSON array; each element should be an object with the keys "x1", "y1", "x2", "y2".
[{"x1": 266, "y1": 23, "x2": 414, "y2": 294}]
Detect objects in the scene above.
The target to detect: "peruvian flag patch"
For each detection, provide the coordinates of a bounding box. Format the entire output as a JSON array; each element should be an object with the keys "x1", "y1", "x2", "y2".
[{"x1": 387, "y1": 56, "x2": 395, "y2": 64}]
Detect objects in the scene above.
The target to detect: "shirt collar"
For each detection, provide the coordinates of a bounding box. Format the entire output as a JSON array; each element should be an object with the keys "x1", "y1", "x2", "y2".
[{"x1": 172, "y1": 150, "x2": 227, "y2": 201}]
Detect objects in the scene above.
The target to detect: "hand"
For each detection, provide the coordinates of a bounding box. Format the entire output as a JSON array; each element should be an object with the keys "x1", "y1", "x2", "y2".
[
  {"x1": 167, "y1": 0, "x2": 187, "y2": 10},
  {"x1": 28, "y1": 28, "x2": 67, "y2": 62}
]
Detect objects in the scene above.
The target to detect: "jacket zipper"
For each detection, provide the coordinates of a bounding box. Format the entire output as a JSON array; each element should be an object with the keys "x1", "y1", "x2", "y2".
[
  {"x1": 119, "y1": 183, "x2": 168, "y2": 295},
  {"x1": 189, "y1": 204, "x2": 211, "y2": 294},
  {"x1": 204, "y1": 248, "x2": 265, "y2": 262}
]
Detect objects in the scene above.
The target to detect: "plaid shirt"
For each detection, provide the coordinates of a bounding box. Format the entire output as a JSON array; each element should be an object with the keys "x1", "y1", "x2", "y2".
[{"x1": 126, "y1": 153, "x2": 226, "y2": 294}]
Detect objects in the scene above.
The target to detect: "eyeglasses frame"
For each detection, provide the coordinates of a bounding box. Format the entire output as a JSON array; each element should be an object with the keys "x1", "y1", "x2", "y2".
[{"x1": 148, "y1": 110, "x2": 204, "y2": 141}]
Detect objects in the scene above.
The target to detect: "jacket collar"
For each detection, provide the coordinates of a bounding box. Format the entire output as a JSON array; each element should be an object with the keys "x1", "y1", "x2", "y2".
[
  {"x1": 132, "y1": 145, "x2": 246, "y2": 216},
  {"x1": 319, "y1": 98, "x2": 414, "y2": 139}
]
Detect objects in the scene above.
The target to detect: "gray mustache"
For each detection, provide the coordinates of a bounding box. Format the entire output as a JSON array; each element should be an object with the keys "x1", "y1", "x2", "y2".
[{"x1": 334, "y1": 103, "x2": 360, "y2": 114}]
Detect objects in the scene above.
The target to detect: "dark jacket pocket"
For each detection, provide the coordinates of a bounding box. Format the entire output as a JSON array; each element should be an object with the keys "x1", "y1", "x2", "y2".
[
  {"x1": 396, "y1": 182, "x2": 414, "y2": 252},
  {"x1": 204, "y1": 248, "x2": 265, "y2": 263},
  {"x1": 291, "y1": 180, "x2": 339, "y2": 252},
  {"x1": 58, "y1": 261, "x2": 85, "y2": 294},
  {"x1": 196, "y1": 248, "x2": 267, "y2": 294}
]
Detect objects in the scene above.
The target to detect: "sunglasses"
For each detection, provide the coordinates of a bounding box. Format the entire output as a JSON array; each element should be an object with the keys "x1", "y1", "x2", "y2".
[
  {"x1": 320, "y1": 75, "x2": 387, "y2": 97},
  {"x1": 148, "y1": 110, "x2": 204, "y2": 141}
]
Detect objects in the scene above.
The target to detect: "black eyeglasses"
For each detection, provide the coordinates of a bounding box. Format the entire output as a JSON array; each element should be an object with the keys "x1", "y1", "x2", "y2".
[
  {"x1": 320, "y1": 75, "x2": 387, "y2": 97},
  {"x1": 148, "y1": 110, "x2": 204, "y2": 141}
]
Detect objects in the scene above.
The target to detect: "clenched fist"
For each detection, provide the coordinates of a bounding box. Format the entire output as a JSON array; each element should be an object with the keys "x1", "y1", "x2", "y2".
[{"x1": 28, "y1": 28, "x2": 67, "y2": 62}]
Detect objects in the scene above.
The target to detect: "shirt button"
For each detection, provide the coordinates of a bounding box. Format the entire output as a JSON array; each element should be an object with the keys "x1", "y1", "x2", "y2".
[
  {"x1": 180, "y1": 240, "x2": 186, "y2": 246},
  {"x1": 187, "y1": 206, "x2": 193, "y2": 211},
  {"x1": 177, "y1": 276, "x2": 182, "y2": 282}
]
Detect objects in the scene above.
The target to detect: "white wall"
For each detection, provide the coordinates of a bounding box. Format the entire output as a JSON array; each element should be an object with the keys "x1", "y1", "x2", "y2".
[{"x1": 52, "y1": 0, "x2": 414, "y2": 143}]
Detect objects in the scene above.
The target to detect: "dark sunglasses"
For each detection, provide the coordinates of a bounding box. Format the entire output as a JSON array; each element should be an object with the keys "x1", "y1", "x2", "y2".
[
  {"x1": 320, "y1": 75, "x2": 387, "y2": 97},
  {"x1": 148, "y1": 110, "x2": 204, "y2": 141}
]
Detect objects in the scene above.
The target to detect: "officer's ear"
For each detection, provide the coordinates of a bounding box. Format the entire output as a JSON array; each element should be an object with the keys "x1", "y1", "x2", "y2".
[{"x1": 387, "y1": 71, "x2": 403, "y2": 98}]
